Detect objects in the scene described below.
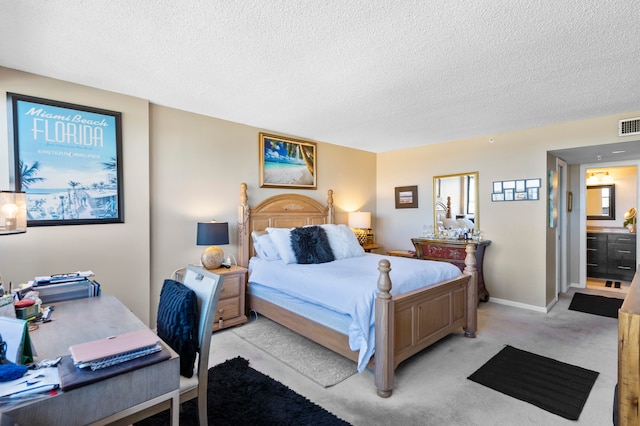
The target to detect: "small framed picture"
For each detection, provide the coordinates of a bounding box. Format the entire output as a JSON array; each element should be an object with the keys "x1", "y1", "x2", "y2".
[{"x1": 395, "y1": 185, "x2": 418, "y2": 208}]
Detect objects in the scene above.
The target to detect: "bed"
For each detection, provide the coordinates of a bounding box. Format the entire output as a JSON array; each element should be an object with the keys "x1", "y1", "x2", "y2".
[{"x1": 237, "y1": 183, "x2": 478, "y2": 397}]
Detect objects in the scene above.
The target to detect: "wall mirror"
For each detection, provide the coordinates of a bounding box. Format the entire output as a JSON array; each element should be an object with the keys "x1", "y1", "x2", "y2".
[
  {"x1": 433, "y1": 172, "x2": 479, "y2": 231},
  {"x1": 586, "y1": 184, "x2": 615, "y2": 220}
]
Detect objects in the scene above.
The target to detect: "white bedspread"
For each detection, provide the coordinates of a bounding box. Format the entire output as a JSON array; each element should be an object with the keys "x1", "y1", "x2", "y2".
[{"x1": 248, "y1": 254, "x2": 461, "y2": 371}]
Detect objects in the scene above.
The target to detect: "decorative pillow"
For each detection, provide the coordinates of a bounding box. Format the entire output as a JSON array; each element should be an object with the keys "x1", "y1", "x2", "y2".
[
  {"x1": 290, "y1": 226, "x2": 335, "y2": 264},
  {"x1": 266, "y1": 227, "x2": 298, "y2": 264},
  {"x1": 318, "y1": 224, "x2": 365, "y2": 259},
  {"x1": 251, "y1": 231, "x2": 281, "y2": 261}
]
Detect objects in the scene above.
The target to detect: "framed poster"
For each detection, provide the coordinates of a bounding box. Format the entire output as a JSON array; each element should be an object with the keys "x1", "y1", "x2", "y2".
[
  {"x1": 259, "y1": 133, "x2": 316, "y2": 189},
  {"x1": 8, "y1": 93, "x2": 123, "y2": 226}
]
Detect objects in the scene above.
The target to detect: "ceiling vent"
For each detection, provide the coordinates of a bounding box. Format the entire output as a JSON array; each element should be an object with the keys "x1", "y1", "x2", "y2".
[{"x1": 619, "y1": 117, "x2": 640, "y2": 136}]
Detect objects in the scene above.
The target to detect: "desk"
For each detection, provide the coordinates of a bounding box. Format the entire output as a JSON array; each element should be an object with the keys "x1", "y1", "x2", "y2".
[{"x1": 2, "y1": 296, "x2": 180, "y2": 426}]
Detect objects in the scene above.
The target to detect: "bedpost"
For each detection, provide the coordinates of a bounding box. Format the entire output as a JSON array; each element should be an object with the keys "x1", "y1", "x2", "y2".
[
  {"x1": 375, "y1": 258, "x2": 394, "y2": 398},
  {"x1": 463, "y1": 243, "x2": 478, "y2": 338},
  {"x1": 238, "y1": 183, "x2": 250, "y2": 268},
  {"x1": 327, "y1": 189, "x2": 334, "y2": 224}
]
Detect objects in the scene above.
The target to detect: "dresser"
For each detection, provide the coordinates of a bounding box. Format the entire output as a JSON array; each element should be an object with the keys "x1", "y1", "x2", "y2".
[
  {"x1": 176, "y1": 265, "x2": 248, "y2": 331},
  {"x1": 587, "y1": 231, "x2": 636, "y2": 282},
  {"x1": 411, "y1": 238, "x2": 491, "y2": 303}
]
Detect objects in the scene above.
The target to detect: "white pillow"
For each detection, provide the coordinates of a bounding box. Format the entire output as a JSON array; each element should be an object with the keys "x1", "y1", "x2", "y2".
[
  {"x1": 251, "y1": 231, "x2": 281, "y2": 261},
  {"x1": 318, "y1": 224, "x2": 365, "y2": 259},
  {"x1": 265, "y1": 227, "x2": 297, "y2": 264}
]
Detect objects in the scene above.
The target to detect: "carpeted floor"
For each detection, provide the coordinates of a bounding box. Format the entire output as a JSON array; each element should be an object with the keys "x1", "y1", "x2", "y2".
[
  {"x1": 568, "y1": 292, "x2": 624, "y2": 318},
  {"x1": 135, "y1": 356, "x2": 350, "y2": 425},
  {"x1": 468, "y1": 345, "x2": 600, "y2": 420},
  {"x1": 231, "y1": 315, "x2": 357, "y2": 387}
]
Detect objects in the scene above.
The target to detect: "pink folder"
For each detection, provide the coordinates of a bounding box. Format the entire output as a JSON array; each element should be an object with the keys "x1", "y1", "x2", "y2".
[{"x1": 69, "y1": 329, "x2": 160, "y2": 364}]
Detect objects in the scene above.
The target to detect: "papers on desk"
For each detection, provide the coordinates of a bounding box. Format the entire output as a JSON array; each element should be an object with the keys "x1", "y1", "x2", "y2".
[
  {"x1": 0, "y1": 367, "x2": 59, "y2": 398},
  {"x1": 69, "y1": 329, "x2": 162, "y2": 371}
]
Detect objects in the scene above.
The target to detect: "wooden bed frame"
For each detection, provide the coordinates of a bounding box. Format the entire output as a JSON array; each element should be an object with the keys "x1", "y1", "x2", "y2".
[{"x1": 237, "y1": 183, "x2": 478, "y2": 397}]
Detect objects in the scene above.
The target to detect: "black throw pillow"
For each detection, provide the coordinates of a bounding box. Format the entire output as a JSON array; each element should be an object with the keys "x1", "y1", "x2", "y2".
[{"x1": 290, "y1": 226, "x2": 335, "y2": 264}]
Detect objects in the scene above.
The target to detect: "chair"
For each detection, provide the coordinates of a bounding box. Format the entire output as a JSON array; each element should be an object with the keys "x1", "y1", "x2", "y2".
[{"x1": 112, "y1": 265, "x2": 223, "y2": 426}]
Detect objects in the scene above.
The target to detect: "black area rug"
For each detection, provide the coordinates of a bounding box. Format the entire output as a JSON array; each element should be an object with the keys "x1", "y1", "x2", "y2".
[
  {"x1": 568, "y1": 292, "x2": 624, "y2": 318},
  {"x1": 136, "y1": 356, "x2": 350, "y2": 426},
  {"x1": 467, "y1": 345, "x2": 599, "y2": 420}
]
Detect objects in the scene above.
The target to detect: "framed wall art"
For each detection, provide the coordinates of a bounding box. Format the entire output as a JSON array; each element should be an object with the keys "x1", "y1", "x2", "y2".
[
  {"x1": 395, "y1": 185, "x2": 418, "y2": 208},
  {"x1": 491, "y1": 178, "x2": 541, "y2": 202},
  {"x1": 8, "y1": 93, "x2": 124, "y2": 226},
  {"x1": 259, "y1": 133, "x2": 317, "y2": 189}
]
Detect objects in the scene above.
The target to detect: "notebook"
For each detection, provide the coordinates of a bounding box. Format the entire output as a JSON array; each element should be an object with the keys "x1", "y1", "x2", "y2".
[{"x1": 69, "y1": 328, "x2": 161, "y2": 369}]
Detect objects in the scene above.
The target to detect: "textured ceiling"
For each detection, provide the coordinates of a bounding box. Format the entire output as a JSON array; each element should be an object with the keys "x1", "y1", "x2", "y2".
[{"x1": 1, "y1": 1, "x2": 639, "y2": 153}]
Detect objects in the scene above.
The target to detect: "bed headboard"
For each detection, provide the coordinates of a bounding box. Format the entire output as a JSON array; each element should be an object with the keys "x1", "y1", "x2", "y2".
[{"x1": 237, "y1": 182, "x2": 334, "y2": 267}]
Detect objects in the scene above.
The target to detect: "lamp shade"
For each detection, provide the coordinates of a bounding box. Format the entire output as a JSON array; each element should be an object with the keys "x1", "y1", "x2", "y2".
[
  {"x1": 197, "y1": 222, "x2": 229, "y2": 246},
  {"x1": 348, "y1": 212, "x2": 371, "y2": 229},
  {"x1": 0, "y1": 191, "x2": 27, "y2": 235}
]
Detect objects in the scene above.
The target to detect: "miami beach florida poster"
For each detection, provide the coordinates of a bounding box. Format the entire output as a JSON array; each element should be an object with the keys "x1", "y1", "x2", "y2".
[
  {"x1": 259, "y1": 133, "x2": 316, "y2": 189},
  {"x1": 9, "y1": 93, "x2": 123, "y2": 225}
]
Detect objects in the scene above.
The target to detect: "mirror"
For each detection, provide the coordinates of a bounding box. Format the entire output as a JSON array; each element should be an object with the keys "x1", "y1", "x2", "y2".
[
  {"x1": 434, "y1": 172, "x2": 479, "y2": 231},
  {"x1": 586, "y1": 184, "x2": 615, "y2": 220}
]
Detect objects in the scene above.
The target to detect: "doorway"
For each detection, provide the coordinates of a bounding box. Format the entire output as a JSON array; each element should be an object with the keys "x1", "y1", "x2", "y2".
[
  {"x1": 549, "y1": 140, "x2": 640, "y2": 299},
  {"x1": 584, "y1": 164, "x2": 637, "y2": 295}
]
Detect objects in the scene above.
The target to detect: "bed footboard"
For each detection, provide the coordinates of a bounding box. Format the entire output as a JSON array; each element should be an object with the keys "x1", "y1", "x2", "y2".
[{"x1": 374, "y1": 245, "x2": 477, "y2": 398}]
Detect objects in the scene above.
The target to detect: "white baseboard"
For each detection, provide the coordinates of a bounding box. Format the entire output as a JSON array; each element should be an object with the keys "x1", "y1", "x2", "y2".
[{"x1": 488, "y1": 297, "x2": 549, "y2": 313}]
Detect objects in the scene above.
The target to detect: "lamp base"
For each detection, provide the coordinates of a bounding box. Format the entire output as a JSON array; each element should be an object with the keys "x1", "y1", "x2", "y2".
[
  {"x1": 201, "y1": 245, "x2": 224, "y2": 270},
  {"x1": 352, "y1": 228, "x2": 368, "y2": 245}
]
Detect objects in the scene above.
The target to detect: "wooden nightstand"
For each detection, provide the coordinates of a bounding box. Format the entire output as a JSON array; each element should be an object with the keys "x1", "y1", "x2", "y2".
[
  {"x1": 175, "y1": 265, "x2": 248, "y2": 332},
  {"x1": 362, "y1": 242, "x2": 381, "y2": 253}
]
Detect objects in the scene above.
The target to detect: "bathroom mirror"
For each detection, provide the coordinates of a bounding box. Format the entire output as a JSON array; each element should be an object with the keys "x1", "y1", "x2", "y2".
[
  {"x1": 586, "y1": 184, "x2": 615, "y2": 220},
  {"x1": 433, "y1": 172, "x2": 479, "y2": 231}
]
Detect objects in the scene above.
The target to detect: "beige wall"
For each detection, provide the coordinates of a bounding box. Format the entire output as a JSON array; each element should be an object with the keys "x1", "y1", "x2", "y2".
[
  {"x1": 0, "y1": 67, "x2": 376, "y2": 326},
  {"x1": 377, "y1": 112, "x2": 640, "y2": 309},
  {"x1": 3, "y1": 66, "x2": 640, "y2": 318},
  {"x1": 0, "y1": 67, "x2": 151, "y2": 322},
  {"x1": 149, "y1": 105, "x2": 376, "y2": 324}
]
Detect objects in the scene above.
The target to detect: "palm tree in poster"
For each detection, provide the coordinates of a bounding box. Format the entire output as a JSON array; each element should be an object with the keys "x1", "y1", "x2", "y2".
[
  {"x1": 19, "y1": 160, "x2": 45, "y2": 190},
  {"x1": 284, "y1": 143, "x2": 315, "y2": 176}
]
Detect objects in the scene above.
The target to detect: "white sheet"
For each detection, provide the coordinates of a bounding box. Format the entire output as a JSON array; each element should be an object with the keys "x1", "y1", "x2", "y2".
[{"x1": 248, "y1": 254, "x2": 461, "y2": 371}]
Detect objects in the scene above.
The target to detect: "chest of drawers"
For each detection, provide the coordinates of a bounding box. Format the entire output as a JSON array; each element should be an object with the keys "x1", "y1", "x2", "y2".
[
  {"x1": 587, "y1": 232, "x2": 636, "y2": 282},
  {"x1": 411, "y1": 238, "x2": 491, "y2": 303}
]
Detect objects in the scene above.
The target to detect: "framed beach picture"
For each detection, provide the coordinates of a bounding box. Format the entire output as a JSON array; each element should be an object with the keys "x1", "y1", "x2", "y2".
[
  {"x1": 395, "y1": 185, "x2": 418, "y2": 208},
  {"x1": 259, "y1": 133, "x2": 317, "y2": 189},
  {"x1": 8, "y1": 93, "x2": 124, "y2": 226}
]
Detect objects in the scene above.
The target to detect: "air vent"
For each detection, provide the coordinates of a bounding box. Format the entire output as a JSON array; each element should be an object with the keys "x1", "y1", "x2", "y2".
[{"x1": 619, "y1": 117, "x2": 640, "y2": 136}]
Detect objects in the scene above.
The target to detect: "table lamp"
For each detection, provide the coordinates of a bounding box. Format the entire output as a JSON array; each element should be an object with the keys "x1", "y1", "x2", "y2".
[
  {"x1": 197, "y1": 221, "x2": 229, "y2": 270},
  {"x1": 0, "y1": 191, "x2": 27, "y2": 235},
  {"x1": 348, "y1": 211, "x2": 371, "y2": 245}
]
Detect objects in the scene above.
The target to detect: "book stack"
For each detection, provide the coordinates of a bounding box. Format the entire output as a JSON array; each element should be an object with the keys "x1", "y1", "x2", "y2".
[
  {"x1": 33, "y1": 273, "x2": 101, "y2": 304},
  {"x1": 59, "y1": 328, "x2": 170, "y2": 391}
]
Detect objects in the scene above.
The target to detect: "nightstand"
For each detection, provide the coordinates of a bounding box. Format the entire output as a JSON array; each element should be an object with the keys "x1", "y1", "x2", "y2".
[
  {"x1": 362, "y1": 242, "x2": 381, "y2": 253},
  {"x1": 175, "y1": 265, "x2": 248, "y2": 332}
]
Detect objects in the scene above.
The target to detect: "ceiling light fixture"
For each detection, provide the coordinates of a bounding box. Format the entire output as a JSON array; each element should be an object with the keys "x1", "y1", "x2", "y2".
[{"x1": 586, "y1": 171, "x2": 614, "y2": 185}]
